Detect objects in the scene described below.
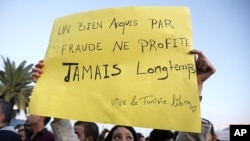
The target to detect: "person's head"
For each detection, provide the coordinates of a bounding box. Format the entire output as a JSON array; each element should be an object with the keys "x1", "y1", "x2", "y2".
[
  {"x1": 0, "y1": 99, "x2": 13, "y2": 127},
  {"x1": 136, "y1": 133, "x2": 145, "y2": 141},
  {"x1": 149, "y1": 129, "x2": 174, "y2": 141},
  {"x1": 15, "y1": 124, "x2": 30, "y2": 141},
  {"x1": 74, "y1": 121, "x2": 99, "y2": 141},
  {"x1": 104, "y1": 125, "x2": 139, "y2": 141},
  {"x1": 208, "y1": 124, "x2": 217, "y2": 141},
  {"x1": 43, "y1": 116, "x2": 51, "y2": 126},
  {"x1": 26, "y1": 114, "x2": 51, "y2": 127}
]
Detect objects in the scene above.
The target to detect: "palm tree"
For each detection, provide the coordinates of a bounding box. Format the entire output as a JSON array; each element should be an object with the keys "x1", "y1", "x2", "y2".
[{"x1": 0, "y1": 56, "x2": 34, "y2": 118}]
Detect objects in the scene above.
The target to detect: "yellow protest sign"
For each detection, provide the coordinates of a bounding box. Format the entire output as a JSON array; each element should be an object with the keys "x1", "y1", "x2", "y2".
[{"x1": 29, "y1": 6, "x2": 201, "y2": 132}]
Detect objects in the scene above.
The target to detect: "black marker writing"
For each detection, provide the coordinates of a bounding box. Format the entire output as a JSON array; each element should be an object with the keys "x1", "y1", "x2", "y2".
[
  {"x1": 138, "y1": 37, "x2": 190, "y2": 53},
  {"x1": 63, "y1": 62, "x2": 121, "y2": 82},
  {"x1": 63, "y1": 63, "x2": 78, "y2": 82},
  {"x1": 136, "y1": 61, "x2": 168, "y2": 80},
  {"x1": 148, "y1": 18, "x2": 174, "y2": 29},
  {"x1": 109, "y1": 18, "x2": 138, "y2": 35}
]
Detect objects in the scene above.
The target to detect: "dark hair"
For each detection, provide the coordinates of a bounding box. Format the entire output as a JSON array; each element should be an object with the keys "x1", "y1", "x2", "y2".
[
  {"x1": 74, "y1": 121, "x2": 99, "y2": 141},
  {"x1": 0, "y1": 99, "x2": 13, "y2": 125},
  {"x1": 104, "y1": 125, "x2": 139, "y2": 141},
  {"x1": 14, "y1": 124, "x2": 23, "y2": 130},
  {"x1": 210, "y1": 123, "x2": 216, "y2": 136},
  {"x1": 149, "y1": 129, "x2": 174, "y2": 141},
  {"x1": 43, "y1": 116, "x2": 51, "y2": 126},
  {"x1": 136, "y1": 132, "x2": 144, "y2": 140}
]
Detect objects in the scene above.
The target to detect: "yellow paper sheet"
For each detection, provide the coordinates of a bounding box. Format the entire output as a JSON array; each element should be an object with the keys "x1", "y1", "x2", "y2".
[{"x1": 29, "y1": 6, "x2": 201, "y2": 132}]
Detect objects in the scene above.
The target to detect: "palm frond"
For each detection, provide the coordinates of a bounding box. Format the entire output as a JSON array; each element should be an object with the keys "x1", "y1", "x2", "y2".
[{"x1": 0, "y1": 56, "x2": 34, "y2": 118}]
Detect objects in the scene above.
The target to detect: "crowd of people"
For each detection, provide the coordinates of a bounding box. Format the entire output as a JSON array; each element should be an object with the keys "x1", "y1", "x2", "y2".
[
  {"x1": 0, "y1": 49, "x2": 217, "y2": 141},
  {"x1": 0, "y1": 111, "x2": 218, "y2": 141}
]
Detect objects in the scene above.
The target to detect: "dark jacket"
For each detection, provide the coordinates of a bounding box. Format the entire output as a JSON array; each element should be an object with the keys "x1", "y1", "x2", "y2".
[{"x1": 0, "y1": 130, "x2": 22, "y2": 141}]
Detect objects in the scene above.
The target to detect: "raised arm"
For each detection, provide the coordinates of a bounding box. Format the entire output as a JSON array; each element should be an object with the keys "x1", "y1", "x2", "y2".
[
  {"x1": 31, "y1": 60, "x2": 79, "y2": 141},
  {"x1": 190, "y1": 49, "x2": 216, "y2": 94}
]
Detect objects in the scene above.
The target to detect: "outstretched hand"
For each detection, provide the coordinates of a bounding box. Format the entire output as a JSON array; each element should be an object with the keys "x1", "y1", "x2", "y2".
[{"x1": 32, "y1": 60, "x2": 44, "y2": 83}]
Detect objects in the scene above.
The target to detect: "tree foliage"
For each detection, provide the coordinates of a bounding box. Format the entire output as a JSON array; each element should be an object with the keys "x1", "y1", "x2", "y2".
[{"x1": 0, "y1": 56, "x2": 34, "y2": 117}]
